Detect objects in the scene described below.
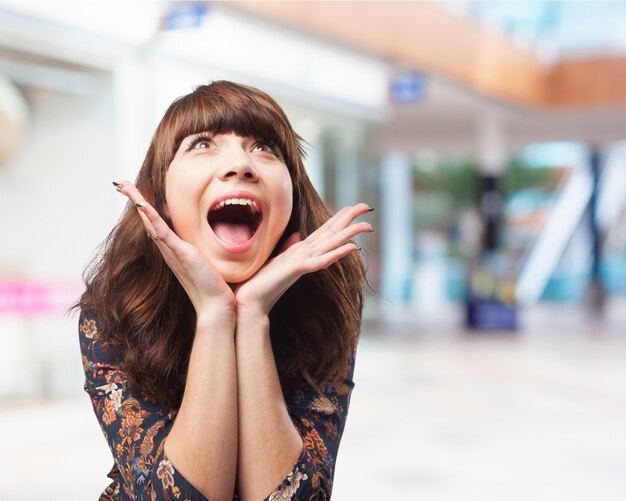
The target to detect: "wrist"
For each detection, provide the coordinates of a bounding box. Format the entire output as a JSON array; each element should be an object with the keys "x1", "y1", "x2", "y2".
[
  {"x1": 196, "y1": 302, "x2": 236, "y2": 328},
  {"x1": 235, "y1": 310, "x2": 269, "y2": 345},
  {"x1": 235, "y1": 307, "x2": 269, "y2": 326}
]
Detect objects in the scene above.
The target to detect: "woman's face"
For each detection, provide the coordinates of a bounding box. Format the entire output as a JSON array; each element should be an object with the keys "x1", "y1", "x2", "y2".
[{"x1": 164, "y1": 131, "x2": 293, "y2": 283}]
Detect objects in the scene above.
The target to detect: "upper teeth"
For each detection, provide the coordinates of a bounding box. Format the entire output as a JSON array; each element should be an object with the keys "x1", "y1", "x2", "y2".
[{"x1": 212, "y1": 198, "x2": 260, "y2": 214}]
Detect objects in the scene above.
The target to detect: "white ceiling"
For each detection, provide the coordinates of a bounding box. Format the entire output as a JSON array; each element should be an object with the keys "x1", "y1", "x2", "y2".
[
  {"x1": 2, "y1": 1, "x2": 625, "y2": 157},
  {"x1": 384, "y1": 73, "x2": 626, "y2": 154}
]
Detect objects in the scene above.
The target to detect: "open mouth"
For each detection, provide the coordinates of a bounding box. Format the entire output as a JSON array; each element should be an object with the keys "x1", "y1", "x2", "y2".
[{"x1": 207, "y1": 198, "x2": 263, "y2": 246}]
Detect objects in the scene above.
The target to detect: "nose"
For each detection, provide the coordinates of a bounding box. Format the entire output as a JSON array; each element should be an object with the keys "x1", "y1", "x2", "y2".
[{"x1": 218, "y1": 148, "x2": 259, "y2": 182}]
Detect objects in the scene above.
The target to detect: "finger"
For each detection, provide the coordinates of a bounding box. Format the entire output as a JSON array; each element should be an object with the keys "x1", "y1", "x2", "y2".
[
  {"x1": 308, "y1": 203, "x2": 369, "y2": 238},
  {"x1": 306, "y1": 242, "x2": 360, "y2": 271},
  {"x1": 116, "y1": 181, "x2": 176, "y2": 245},
  {"x1": 115, "y1": 180, "x2": 153, "y2": 212},
  {"x1": 312, "y1": 221, "x2": 372, "y2": 255},
  {"x1": 114, "y1": 181, "x2": 159, "y2": 239},
  {"x1": 307, "y1": 204, "x2": 369, "y2": 242},
  {"x1": 304, "y1": 207, "x2": 350, "y2": 242},
  {"x1": 136, "y1": 206, "x2": 158, "y2": 239},
  {"x1": 133, "y1": 202, "x2": 175, "y2": 244},
  {"x1": 132, "y1": 202, "x2": 203, "y2": 291},
  {"x1": 328, "y1": 203, "x2": 371, "y2": 232},
  {"x1": 115, "y1": 182, "x2": 190, "y2": 275},
  {"x1": 114, "y1": 179, "x2": 140, "y2": 201}
]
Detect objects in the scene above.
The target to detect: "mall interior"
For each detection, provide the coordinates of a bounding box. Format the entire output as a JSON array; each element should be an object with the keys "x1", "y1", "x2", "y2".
[{"x1": 1, "y1": 2, "x2": 625, "y2": 500}]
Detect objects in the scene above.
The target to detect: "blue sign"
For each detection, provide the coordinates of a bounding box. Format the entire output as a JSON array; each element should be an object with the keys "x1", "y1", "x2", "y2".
[
  {"x1": 161, "y1": 2, "x2": 209, "y2": 31},
  {"x1": 389, "y1": 72, "x2": 427, "y2": 104}
]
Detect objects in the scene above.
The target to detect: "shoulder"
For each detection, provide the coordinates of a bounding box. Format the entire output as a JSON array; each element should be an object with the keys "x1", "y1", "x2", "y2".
[
  {"x1": 78, "y1": 306, "x2": 121, "y2": 368},
  {"x1": 78, "y1": 307, "x2": 100, "y2": 341}
]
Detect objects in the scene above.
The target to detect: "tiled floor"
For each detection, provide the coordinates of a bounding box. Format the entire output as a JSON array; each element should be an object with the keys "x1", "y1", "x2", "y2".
[{"x1": 2, "y1": 302, "x2": 625, "y2": 500}]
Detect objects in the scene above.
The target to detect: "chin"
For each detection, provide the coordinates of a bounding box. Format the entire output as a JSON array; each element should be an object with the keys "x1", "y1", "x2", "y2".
[
  {"x1": 198, "y1": 244, "x2": 262, "y2": 284},
  {"x1": 217, "y1": 265, "x2": 257, "y2": 284}
]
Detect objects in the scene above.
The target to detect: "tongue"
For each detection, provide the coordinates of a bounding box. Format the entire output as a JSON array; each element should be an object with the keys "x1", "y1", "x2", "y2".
[{"x1": 213, "y1": 222, "x2": 253, "y2": 245}]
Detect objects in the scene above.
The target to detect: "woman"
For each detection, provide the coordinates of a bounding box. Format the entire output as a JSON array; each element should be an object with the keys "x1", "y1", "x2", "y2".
[{"x1": 74, "y1": 81, "x2": 372, "y2": 501}]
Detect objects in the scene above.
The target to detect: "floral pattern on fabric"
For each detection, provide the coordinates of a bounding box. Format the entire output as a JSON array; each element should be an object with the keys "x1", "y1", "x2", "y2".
[
  {"x1": 274, "y1": 359, "x2": 356, "y2": 501},
  {"x1": 79, "y1": 308, "x2": 356, "y2": 500}
]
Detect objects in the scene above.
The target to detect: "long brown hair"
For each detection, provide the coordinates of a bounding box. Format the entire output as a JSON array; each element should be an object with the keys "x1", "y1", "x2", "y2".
[{"x1": 72, "y1": 81, "x2": 367, "y2": 410}]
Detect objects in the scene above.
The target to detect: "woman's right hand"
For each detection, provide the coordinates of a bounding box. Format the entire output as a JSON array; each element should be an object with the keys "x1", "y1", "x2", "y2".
[{"x1": 114, "y1": 180, "x2": 235, "y2": 320}]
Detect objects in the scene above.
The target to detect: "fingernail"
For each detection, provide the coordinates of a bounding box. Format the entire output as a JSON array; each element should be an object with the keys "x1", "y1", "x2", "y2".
[
  {"x1": 367, "y1": 207, "x2": 375, "y2": 212},
  {"x1": 112, "y1": 181, "x2": 120, "y2": 187},
  {"x1": 369, "y1": 228, "x2": 375, "y2": 232},
  {"x1": 135, "y1": 203, "x2": 143, "y2": 208},
  {"x1": 357, "y1": 247, "x2": 363, "y2": 251}
]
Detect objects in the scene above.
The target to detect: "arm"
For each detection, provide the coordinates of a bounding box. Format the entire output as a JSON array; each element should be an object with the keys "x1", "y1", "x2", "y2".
[
  {"x1": 234, "y1": 312, "x2": 303, "y2": 501},
  {"x1": 235, "y1": 311, "x2": 357, "y2": 500},
  {"x1": 232, "y1": 203, "x2": 370, "y2": 500},
  {"x1": 278, "y1": 339, "x2": 357, "y2": 499},
  {"x1": 110, "y1": 181, "x2": 240, "y2": 500},
  {"x1": 164, "y1": 309, "x2": 238, "y2": 501}
]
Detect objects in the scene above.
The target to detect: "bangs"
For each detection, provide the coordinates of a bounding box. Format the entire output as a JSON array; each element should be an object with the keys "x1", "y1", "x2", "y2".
[{"x1": 168, "y1": 84, "x2": 299, "y2": 164}]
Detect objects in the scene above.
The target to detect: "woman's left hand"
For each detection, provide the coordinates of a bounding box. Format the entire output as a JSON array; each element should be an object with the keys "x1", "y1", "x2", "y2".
[{"x1": 233, "y1": 203, "x2": 372, "y2": 318}]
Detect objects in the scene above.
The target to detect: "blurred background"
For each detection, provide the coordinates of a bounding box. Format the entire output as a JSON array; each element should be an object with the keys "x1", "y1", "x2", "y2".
[{"x1": 1, "y1": 1, "x2": 626, "y2": 499}]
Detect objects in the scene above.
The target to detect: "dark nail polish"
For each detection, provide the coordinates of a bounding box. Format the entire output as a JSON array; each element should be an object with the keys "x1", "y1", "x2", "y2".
[
  {"x1": 112, "y1": 181, "x2": 120, "y2": 187},
  {"x1": 135, "y1": 203, "x2": 143, "y2": 208},
  {"x1": 367, "y1": 207, "x2": 375, "y2": 212},
  {"x1": 369, "y1": 228, "x2": 375, "y2": 232},
  {"x1": 357, "y1": 247, "x2": 363, "y2": 251}
]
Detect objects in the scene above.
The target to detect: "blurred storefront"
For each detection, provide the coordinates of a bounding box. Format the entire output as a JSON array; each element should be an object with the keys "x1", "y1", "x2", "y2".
[{"x1": 1, "y1": 0, "x2": 626, "y2": 397}]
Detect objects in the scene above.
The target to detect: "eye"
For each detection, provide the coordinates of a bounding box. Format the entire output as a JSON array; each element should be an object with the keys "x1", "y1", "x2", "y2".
[
  {"x1": 252, "y1": 140, "x2": 280, "y2": 157},
  {"x1": 185, "y1": 134, "x2": 214, "y2": 152}
]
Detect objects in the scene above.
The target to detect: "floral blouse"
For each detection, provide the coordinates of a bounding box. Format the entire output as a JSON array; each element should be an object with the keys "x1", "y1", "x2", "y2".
[{"x1": 78, "y1": 308, "x2": 357, "y2": 501}]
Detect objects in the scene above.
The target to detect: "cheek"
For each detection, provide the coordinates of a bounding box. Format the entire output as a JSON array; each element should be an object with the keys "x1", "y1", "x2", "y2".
[
  {"x1": 165, "y1": 170, "x2": 205, "y2": 228},
  {"x1": 277, "y1": 176, "x2": 294, "y2": 225}
]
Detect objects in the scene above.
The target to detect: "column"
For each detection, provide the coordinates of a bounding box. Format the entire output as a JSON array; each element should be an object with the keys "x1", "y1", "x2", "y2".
[
  {"x1": 586, "y1": 146, "x2": 606, "y2": 315},
  {"x1": 477, "y1": 115, "x2": 507, "y2": 252},
  {"x1": 380, "y1": 151, "x2": 413, "y2": 303},
  {"x1": 334, "y1": 128, "x2": 362, "y2": 209}
]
